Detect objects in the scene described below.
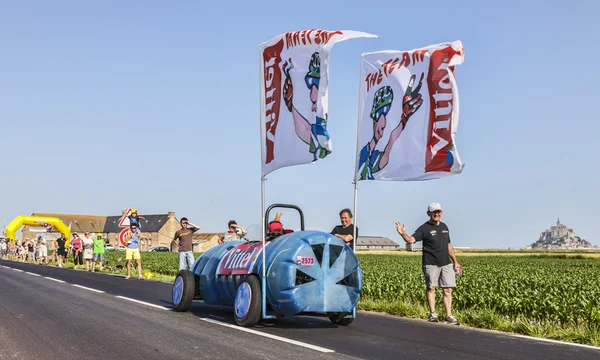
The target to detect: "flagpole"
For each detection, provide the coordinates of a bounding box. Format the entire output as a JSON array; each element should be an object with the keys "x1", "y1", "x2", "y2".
[
  {"x1": 352, "y1": 55, "x2": 365, "y2": 252},
  {"x1": 351, "y1": 55, "x2": 366, "y2": 319},
  {"x1": 258, "y1": 43, "x2": 274, "y2": 320}
]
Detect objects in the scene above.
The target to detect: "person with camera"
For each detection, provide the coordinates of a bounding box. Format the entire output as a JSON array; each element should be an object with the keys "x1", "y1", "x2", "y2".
[
  {"x1": 395, "y1": 202, "x2": 461, "y2": 325},
  {"x1": 173, "y1": 217, "x2": 201, "y2": 271},
  {"x1": 218, "y1": 220, "x2": 247, "y2": 244}
]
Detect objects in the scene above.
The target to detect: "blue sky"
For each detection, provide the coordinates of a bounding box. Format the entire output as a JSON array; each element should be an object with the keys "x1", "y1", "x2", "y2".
[{"x1": 1, "y1": 1, "x2": 598, "y2": 248}]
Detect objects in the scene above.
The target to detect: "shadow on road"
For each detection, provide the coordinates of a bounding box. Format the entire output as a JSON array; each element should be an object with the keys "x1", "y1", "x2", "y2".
[{"x1": 166, "y1": 299, "x2": 338, "y2": 330}]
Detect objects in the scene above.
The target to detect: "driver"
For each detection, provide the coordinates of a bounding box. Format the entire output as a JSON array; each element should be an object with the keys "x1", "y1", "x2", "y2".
[{"x1": 266, "y1": 213, "x2": 293, "y2": 241}]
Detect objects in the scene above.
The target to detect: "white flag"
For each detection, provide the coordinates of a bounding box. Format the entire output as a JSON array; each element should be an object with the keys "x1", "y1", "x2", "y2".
[
  {"x1": 261, "y1": 29, "x2": 377, "y2": 176},
  {"x1": 355, "y1": 41, "x2": 465, "y2": 181}
]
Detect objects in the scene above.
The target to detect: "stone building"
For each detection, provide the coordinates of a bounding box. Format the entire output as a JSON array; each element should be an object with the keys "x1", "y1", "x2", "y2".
[
  {"x1": 104, "y1": 211, "x2": 181, "y2": 251},
  {"x1": 20, "y1": 211, "x2": 181, "y2": 251},
  {"x1": 189, "y1": 233, "x2": 222, "y2": 253}
]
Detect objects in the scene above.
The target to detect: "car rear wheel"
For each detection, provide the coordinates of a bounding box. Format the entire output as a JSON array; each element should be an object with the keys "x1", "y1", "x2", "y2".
[
  {"x1": 328, "y1": 312, "x2": 354, "y2": 326},
  {"x1": 233, "y1": 275, "x2": 262, "y2": 327},
  {"x1": 172, "y1": 270, "x2": 195, "y2": 312}
]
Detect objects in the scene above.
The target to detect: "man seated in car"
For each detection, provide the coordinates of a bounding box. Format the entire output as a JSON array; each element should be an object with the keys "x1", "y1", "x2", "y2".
[{"x1": 266, "y1": 213, "x2": 293, "y2": 241}]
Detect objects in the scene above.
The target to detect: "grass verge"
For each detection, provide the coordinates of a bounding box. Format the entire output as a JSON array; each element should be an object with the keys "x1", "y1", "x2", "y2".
[{"x1": 358, "y1": 298, "x2": 600, "y2": 347}]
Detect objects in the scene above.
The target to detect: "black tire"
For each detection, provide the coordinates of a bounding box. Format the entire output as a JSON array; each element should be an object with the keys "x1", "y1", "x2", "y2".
[
  {"x1": 328, "y1": 312, "x2": 354, "y2": 326},
  {"x1": 172, "y1": 270, "x2": 195, "y2": 312},
  {"x1": 233, "y1": 275, "x2": 262, "y2": 327}
]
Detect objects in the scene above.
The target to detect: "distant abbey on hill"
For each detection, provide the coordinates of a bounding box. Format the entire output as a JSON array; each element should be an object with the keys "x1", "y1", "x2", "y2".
[{"x1": 528, "y1": 218, "x2": 594, "y2": 249}]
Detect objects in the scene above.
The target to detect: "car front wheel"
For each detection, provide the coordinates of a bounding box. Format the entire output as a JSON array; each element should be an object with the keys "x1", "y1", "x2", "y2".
[
  {"x1": 172, "y1": 270, "x2": 195, "y2": 312},
  {"x1": 233, "y1": 275, "x2": 262, "y2": 327}
]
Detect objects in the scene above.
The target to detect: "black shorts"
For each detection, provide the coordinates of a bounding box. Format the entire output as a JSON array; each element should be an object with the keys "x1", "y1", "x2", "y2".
[{"x1": 57, "y1": 249, "x2": 67, "y2": 257}]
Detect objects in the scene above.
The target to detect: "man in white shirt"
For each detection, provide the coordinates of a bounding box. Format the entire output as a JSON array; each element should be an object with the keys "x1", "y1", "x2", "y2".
[
  {"x1": 0, "y1": 240, "x2": 6, "y2": 260},
  {"x1": 38, "y1": 236, "x2": 48, "y2": 265}
]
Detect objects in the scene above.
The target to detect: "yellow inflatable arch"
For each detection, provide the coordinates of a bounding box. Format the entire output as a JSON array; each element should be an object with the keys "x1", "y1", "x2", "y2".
[{"x1": 5, "y1": 216, "x2": 71, "y2": 245}]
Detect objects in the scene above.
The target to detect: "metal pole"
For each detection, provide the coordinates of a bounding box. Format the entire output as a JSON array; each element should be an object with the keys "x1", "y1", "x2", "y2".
[
  {"x1": 258, "y1": 43, "x2": 274, "y2": 320},
  {"x1": 350, "y1": 55, "x2": 366, "y2": 319},
  {"x1": 352, "y1": 55, "x2": 366, "y2": 253}
]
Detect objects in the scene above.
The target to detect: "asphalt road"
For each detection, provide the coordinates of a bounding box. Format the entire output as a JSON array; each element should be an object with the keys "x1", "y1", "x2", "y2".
[{"x1": 1, "y1": 259, "x2": 599, "y2": 360}]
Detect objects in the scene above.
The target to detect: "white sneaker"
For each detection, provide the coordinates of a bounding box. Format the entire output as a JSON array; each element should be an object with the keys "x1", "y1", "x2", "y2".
[{"x1": 428, "y1": 312, "x2": 439, "y2": 322}]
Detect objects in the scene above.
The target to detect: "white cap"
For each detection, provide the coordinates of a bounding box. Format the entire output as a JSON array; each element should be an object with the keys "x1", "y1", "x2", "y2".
[{"x1": 428, "y1": 202, "x2": 442, "y2": 212}]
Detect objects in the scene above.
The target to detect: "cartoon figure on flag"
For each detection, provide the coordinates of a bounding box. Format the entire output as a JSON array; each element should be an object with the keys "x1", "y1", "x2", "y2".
[
  {"x1": 261, "y1": 29, "x2": 378, "y2": 176},
  {"x1": 358, "y1": 73, "x2": 424, "y2": 180},
  {"x1": 355, "y1": 41, "x2": 465, "y2": 182},
  {"x1": 282, "y1": 52, "x2": 331, "y2": 161}
]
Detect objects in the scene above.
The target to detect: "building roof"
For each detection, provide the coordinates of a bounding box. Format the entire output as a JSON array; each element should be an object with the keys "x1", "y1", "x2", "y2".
[
  {"x1": 28, "y1": 212, "x2": 172, "y2": 234},
  {"x1": 32, "y1": 213, "x2": 107, "y2": 234},
  {"x1": 357, "y1": 236, "x2": 400, "y2": 247},
  {"x1": 104, "y1": 214, "x2": 172, "y2": 233}
]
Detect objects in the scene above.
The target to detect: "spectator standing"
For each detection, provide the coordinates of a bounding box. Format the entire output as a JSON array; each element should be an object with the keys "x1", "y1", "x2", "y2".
[
  {"x1": 56, "y1": 233, "x2": 67, "y2": 268},
  {"x1": 38, "y1": 236, "x2": 48, "y2": 265},
  {"x1": 82, "y1": 232, "x2": 94, "y2": 271},
  {"x1": 18, "y1": 242, "x2": 26, "y2": 262},
  {"x1": 92, "y1": 233, "x2": 105, "y2": 272},
  {"x1": 71, "y1": 233, "x2": 83, "y2": 270},
  {"x1": 0, "y1": 240, "x2": 6, "y2": 260},
  {"x1": 330, "y1": 209, "x2": 359, "y2": 250},
  {"x1": 34, "y1": 238, "x2": 40, "y2": 262},
  {"x1": 173, "y1": 217, "x2": 200, "y2": 271},
  {"x1": 123, "y1": 224, "x2": 143, "y2": 279},
  {"x1": 26, "y1": 239, "x2": 35, "y2": 262},
  {"x1": 218, "y1": 220, "x2": 247, "y2": 244},
  {"x1": 395, "y1": 202, "x2": 461, "y2": 325}
]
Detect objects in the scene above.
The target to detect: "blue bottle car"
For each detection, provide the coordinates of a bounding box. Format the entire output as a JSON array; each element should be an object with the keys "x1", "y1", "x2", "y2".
[{"x1": 171, "y1": 204, "x2": 362, "y2": 327}]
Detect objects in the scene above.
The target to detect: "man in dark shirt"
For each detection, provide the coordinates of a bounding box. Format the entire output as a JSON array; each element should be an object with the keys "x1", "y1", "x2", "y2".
[
  {"x1": 173, "y1": 217, "x2": 201, "y2": 271},
  {"x1": 396, "y1": 202, "x2": 460, "y2": 325},
  {"x1": 331, "y1": 208, "x2": 359, "y2": 251}
]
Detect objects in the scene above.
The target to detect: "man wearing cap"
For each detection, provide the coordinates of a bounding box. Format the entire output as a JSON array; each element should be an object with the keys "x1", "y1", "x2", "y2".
[
  {"x1": 395, "y1": 202, "x2": 461, "y2": 325},
  {"x1": 173, "y1": 217, "x2": 201, "y2": 271},
  {"x1": 92, "y1": 233, "x2": 105, "y2": 272}
]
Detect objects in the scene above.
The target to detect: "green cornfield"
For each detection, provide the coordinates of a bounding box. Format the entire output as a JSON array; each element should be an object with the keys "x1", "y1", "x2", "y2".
[{"x1": 359, "y1": 254, "x2": 600, "y2": 327}]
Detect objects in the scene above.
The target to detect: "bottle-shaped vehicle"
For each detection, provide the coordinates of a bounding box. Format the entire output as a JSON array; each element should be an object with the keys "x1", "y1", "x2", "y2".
[{"x1": 171, "y1": 204, "x2": 362, "y2": 327}]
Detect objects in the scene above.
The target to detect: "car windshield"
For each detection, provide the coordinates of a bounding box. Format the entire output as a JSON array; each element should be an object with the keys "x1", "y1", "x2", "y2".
[{"x1": 244, "y1": 224, "x2": 262, "y2": 242}]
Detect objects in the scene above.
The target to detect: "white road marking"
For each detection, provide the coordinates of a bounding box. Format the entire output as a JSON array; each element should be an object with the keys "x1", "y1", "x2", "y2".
[
  {"x1": 72, "y1": 284, "x2": 105, "y2": 293},
  {"x1": 115, "y1": 296, "x2": 173, "y2": 311},
  {"x1": 12, "y1": 268, "x2": 23, "y2": 272},
  {"x1": 199, "y1": 317, "x2": 335, "y2": 353},
  {"x1": 24, "y1": 271, "x2": 41, "y2": 277},
  {"x1": 512, "y1": 334, "x2": 600, "y2": 351},
  {"x1": 45, "y1": 277, "x2": 66, "y2": 283}
]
